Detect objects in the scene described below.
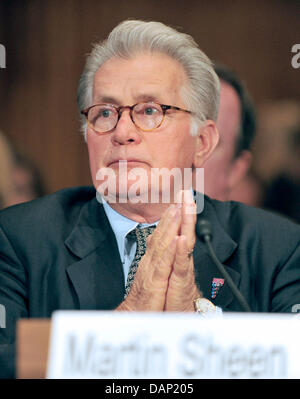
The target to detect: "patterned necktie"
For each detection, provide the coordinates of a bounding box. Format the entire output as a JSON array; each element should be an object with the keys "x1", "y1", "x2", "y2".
[{"x1": 124, "y1": 225, "x2": 156, "y2": 298}]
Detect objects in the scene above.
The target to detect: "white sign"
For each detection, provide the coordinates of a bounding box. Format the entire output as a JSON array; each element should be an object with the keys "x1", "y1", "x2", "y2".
[{"x1": 47, "y1": 311, "x2": 300, "y2": 379}]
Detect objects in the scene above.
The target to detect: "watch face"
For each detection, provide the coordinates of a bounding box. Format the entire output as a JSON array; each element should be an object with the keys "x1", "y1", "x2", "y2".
[{"x1": 195, "y1": 298, "x2": 216, "y2": 314}]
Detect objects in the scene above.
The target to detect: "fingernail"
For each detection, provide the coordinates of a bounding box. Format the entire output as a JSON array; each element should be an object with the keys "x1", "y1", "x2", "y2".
[
  {"x1": 185, "y1": 203, "x2": 196, "y2": 215},
  {"x1": 175, "y1": 189, "x2": 183, "y2": 204},
  {"x1": 183, "y1": 189, "x2": 194, "y2": 204}
]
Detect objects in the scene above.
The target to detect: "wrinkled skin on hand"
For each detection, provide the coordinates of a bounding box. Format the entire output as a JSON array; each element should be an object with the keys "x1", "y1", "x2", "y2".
[{"x1": 116, "y1": 191, "x2": 202, "y2": 312}]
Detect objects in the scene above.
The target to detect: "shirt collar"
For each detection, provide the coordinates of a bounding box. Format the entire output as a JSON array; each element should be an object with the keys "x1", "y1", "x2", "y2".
[{"x1": 102, "y1": 200, "x2": 158, "y2": 260}]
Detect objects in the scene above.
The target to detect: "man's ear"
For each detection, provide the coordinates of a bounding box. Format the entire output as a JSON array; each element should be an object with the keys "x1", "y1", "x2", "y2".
[
  {"x1": 193, "y1": 120, "x2": 219, "y2": 168},
  {"x1": 228, "y1": 150, "x2": 252, "y2": 189}
]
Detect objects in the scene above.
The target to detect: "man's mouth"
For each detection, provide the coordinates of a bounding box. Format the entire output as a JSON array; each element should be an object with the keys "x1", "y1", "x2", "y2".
[{"x1": 107, "y1": 159, "x2": 147, "y2": 167}]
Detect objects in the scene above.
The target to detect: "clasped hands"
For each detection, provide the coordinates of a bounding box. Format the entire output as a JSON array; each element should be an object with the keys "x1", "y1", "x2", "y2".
[{"x1": 117, "y1": 191, "x2": 202, "y2": 312}]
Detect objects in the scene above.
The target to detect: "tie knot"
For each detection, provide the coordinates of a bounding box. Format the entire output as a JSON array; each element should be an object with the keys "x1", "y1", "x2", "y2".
[
  {"x1": 128, "y1": 225, "x2": 156, "y2": 240},
  {"x1": 135, "y1": 225, "x2": 156, "y2": 239}
]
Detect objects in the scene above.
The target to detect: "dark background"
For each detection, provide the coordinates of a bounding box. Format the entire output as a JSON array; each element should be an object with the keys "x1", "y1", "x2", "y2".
[{"x1": 0, "y1": 0, "x2": 299, "y2": 194}]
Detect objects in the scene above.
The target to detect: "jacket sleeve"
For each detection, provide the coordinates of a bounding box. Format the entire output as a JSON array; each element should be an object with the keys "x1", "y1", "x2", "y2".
[
  {"x1": 271, "y1": 237, "x2": 300, "y2": 313},
  {"x1": 0, "y1": 226, "x2": 28, "y2": 378}
]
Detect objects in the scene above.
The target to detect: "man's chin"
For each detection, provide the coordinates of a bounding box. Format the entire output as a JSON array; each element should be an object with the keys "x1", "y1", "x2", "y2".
[
  {"x1": 96, "y1": 184, "x2": 150, "y2": 205},
  {"x1": 95, "y1": 178, "x2": 183, "y2": 205}
]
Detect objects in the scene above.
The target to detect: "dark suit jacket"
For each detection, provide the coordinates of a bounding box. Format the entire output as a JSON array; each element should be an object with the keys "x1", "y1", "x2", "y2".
[{"x1": 0, "y1": 186, "x2": 300, "y2": 377}]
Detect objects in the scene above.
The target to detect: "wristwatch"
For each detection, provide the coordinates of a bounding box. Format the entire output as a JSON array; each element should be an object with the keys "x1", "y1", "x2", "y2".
[{"x1": 194, "y1": 297, "x2": 218, "y2": 317}]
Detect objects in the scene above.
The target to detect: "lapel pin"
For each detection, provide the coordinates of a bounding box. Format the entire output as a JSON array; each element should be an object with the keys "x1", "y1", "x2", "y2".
[{"x1": 211, "y1": 278, "x2": 225, "y2": 299}]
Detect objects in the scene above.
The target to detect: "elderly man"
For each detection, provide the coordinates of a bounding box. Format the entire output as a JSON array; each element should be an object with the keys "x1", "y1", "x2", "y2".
[{"x1": 0, "y1": 20, "x2": 300, "y2": 378}]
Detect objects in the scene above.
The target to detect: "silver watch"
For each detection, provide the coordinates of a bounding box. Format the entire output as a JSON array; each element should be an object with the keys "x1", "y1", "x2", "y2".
[{"x1": 194, "y1": 297, "x2": 218, "y2": 317}]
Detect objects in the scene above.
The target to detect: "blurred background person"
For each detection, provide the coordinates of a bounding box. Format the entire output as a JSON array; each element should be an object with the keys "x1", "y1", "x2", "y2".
[
  {"x1": 203, "y1": 65, "x2": 263, "y2": 204},
  {"x1": 11, "y1": 152, "x2": 46, "y2": 206},
  {"x1": 263, "y1": 127, "x2": 300, "y2": 223},
  {"x1": 227, "y1": 168, "x2": 265, "y2": 207},
  {"x1": 0, "y1": 130, "x2": 17, "y2": 209},
  {"x1": 0, "y1": 130, "x2": 46, "y2": 210},
  {"x1": 252, "y1": 100, "x2": 300, "y2": 223}
]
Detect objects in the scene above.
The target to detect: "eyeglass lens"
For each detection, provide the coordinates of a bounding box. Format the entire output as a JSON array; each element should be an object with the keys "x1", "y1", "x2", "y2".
[{"x1": 87, "y1": 103, "x2": 164, "y2": 133}]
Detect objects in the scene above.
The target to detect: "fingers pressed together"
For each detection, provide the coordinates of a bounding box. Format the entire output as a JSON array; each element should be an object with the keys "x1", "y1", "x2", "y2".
[{"x1": 117, "y1": 190, "x2": 202, "y2": 312}]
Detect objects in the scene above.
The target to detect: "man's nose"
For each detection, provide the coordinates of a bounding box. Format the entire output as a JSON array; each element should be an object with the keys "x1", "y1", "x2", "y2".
[{"x1": 111, "y1": 109, "x2": 141, "y2": 146}]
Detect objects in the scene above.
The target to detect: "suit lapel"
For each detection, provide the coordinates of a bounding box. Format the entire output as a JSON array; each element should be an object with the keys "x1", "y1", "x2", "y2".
[
  {"x1": 193, "y1": 197, "x2": 240, "y2": 310},
  {"x1": 64, "y1": 193, "x2": 240, "y2": 311},
  {"x1": 65, "y1": 197, "x2": 125, "y2": 310}
]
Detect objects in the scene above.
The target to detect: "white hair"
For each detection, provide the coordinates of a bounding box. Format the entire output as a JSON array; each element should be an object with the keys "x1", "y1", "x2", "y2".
[{"x1": 77, "y1": 19, "x2": 220, "y2": 139}]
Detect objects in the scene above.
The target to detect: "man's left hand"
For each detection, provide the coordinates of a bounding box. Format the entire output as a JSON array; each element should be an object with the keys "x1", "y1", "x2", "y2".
[{"x1": 164, "y1": 191, "x2": 202, "y2": 311}]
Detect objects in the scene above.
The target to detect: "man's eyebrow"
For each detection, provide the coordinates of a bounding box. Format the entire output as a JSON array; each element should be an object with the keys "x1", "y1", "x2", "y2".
[
  {"x1": 93, "y1": 94, "x2": 162, "y2": 105},
  {"x1": 93, "y1": 95, "x2": 120, "y2": 105},
  {"x1": 135, "y1": 94, "x2": 162, "y2": 103}
]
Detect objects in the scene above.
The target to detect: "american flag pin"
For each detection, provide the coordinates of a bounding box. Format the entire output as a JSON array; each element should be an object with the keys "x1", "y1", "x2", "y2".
[{"x1": 211, "y1": 278, "x2": 225, "y2": 299}]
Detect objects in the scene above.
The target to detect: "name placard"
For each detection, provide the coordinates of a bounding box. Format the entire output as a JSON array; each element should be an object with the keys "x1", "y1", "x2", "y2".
[{"x1": 47, "y1": 311, "x2": 300, "y2": 379}]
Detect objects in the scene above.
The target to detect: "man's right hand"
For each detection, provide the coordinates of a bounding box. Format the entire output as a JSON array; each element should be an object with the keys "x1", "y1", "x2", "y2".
[{"x1": 116, "y1": 203, "x2": 182, "y2": 311}]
